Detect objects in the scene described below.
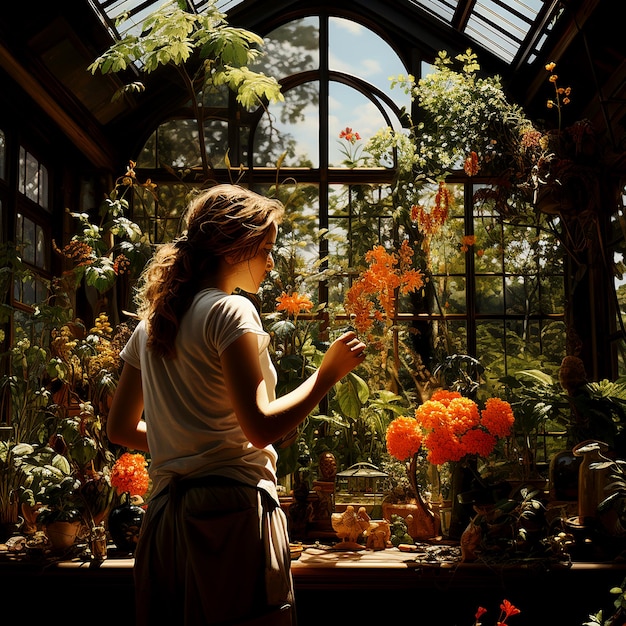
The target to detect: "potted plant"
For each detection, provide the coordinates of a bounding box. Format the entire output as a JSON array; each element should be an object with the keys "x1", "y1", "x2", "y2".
[{"x1": 35, "y1": 476, "x2": 84, "y2": 550}]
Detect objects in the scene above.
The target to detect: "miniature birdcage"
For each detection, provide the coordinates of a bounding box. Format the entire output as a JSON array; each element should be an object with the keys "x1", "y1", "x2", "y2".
[{"x1": 335, "y1": 462, "x2": 388, "y2": 511}]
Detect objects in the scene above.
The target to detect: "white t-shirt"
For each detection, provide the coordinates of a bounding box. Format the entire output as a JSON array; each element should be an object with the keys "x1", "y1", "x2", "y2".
[{"x1": 120, "y1": 289, "x2": 279, "y2": 501}]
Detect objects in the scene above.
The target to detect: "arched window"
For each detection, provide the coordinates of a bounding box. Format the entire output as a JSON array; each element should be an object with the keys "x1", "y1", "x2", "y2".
[{"x1": 134, "y1": 12, "x2": 565, "y2": 387}]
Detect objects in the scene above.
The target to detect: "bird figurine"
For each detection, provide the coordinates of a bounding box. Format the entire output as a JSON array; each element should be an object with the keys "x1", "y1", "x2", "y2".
[{"x1": 331, "y1": 505, "x2": 371, "y2": 550}]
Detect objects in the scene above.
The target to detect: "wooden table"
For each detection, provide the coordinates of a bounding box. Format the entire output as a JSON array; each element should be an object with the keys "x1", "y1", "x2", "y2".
[{"x1": 2, "y1": 546, "x2": 625, "y2": 625}]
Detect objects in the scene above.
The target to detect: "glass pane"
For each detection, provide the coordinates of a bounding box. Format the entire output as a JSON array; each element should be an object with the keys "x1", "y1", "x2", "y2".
[
  {"x1": 39, "y1": 164, "x2": 49, "y2": 211},
  {"x1": 202, "y1": 120, "x2": 229, "y2": 169},
  {"x1": 0, "y1": 129, "x2": 5, "y2": 180},
  {"x1": 254, "y1": 83, "x2": 320, "y2": 167},
  {"x1": 136, "y1": 131, "x2": 157, "y2": 168},
  {"x1": 475, "y1": 275, "x2": 504, "y2": 314},
  {"x1": 474, "y1": 217, "x2": 504, "y2": 273},
  {"x1": 428, "y1": 219, "x2": 466, "y2": 275},
  {"x1": 503, "y1": 225, "x2": 538, "y2": 274},
  {"x1": 157, "y1": 120, "x2": 200, "y2": 168},
  {"x1": 328, "y1": 184, "x2": 396, "y2": 268},
  {"x1": 505, "y1": 274, "x2": 539, "y2": 315},
  {"x1": 476, "y1": 320, "x2": 505, "y2": 374},
  {"x1": 18, "y1": 146, "x2": 25, "y2": 194},
  {"x1": 35, "y1": 277, "x2": 47, "y2": 304},
  {"x1": 431, "y1": 274, "x2": 466, "y2": 314},
  {"x1": 329, "y1": 83, "x2": 389, "y2": 167},
  {"x1": 329, "y1": 17, "x2": 409, "y2": 110},
  {"x1": 21, "y1": 278, "x2": 35, "y2": 305},
  {"x1": 152, "y1": 184, "x2": 189, "y2": 243},
  {"x1": 132, "y1": 183, "x2": 188, "y2": 244},
  {"x1": 256, "y1": 183, "x2": 321, "y2": 312},
  {"x1": 200, "y1": 83, "x2": 229, "y2": 107},
  {"x1": 541, "y1": 320, "x2": 567, "y2": 374},
  {"x1": 22, "y1": 216, "x2": 35, "y2": 265},
  {"x1": 25, "y1": 152, "x2": 39, "y2": 203},
  {"x1": 249, "y1": 17, "x2": 319, "y2": 77},
  {"x1": 437, "y1": 319, "x2": 467, "y2": 355},
  {"x1": 36, "y1": 225, "x2": 46, "y2": 270},
  {"x1": 540, "y1": 275, "x2": 565, "y2": 314}
]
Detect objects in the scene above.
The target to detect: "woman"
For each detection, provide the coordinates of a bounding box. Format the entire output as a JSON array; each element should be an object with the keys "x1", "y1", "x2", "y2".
[{"x1": 107, "y1": 184, "x2": 366, "y2": 625}]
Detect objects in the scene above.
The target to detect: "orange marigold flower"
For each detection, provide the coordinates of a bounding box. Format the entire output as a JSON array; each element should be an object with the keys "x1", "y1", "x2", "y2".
[
  {"x1": 461, "y1": 235, "x2": 476, "y2": 248},
  {"x1": 430, "y1": 389, "x2": 462, "y2": 405},
  {"x1": 110, "y1": 452, "x2": 150, "y2": 497},
  {"x1": 276, "y1": 291, "x2": 315, "y2": 317},
  {"x1": 386, "y1": 416, "x2": 423, "y2": 461},
  {"x1": 460, "y1": 429, "x2": 497, "y2": 457},
  {"x1": 481, "y1": 397, "x2": 515, "y2": 437},
  {"x1": 413, "y1": 391, "x2": 514, "y2": 465}
]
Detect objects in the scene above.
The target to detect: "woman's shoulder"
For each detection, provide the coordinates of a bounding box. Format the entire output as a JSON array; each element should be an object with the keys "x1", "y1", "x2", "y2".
[{"x1": 195, "y1": 289, "x2": 258, "y2": 314}]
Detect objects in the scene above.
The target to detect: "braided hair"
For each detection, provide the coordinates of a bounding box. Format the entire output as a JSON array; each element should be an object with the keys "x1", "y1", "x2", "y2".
[{"x1": 135, "y1": 184, "x2": 284, "y2": 359}]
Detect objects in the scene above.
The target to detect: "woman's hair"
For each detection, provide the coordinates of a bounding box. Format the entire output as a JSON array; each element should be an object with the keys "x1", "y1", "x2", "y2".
[{"x1": 136, "y1": 184, "x2": 284, "y2": 359}]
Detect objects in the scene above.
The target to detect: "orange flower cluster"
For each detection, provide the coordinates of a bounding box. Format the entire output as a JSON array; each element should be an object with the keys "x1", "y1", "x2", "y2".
[
  {"x1": 460, "y1": 234, "x2": 476, "y2": 253},
  {"x1": 410, "y1": 181, "x2": 451, "y2": 237},
  {"x1": 345, "y1": 241, "x2": 424, "y2": 336},
  {"x1": 110, "y1": 452, "x2": 150, "y2": 497},
  {"x1": 276, "y1": 291, "x2": 315, "y2": 318},
  {"x1": 385, "y1": 390, "x2": 515, "y2": 466},
  {"x1": 385, "y1": 416, "x2": 423, "y2": 461}
]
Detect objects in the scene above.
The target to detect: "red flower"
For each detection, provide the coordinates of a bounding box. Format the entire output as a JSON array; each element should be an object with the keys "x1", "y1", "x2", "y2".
[
  {"x1": 339, "y1": 126, "x2": 361, "y2": 144},
  {"x1": 500, "y1": 599, "x2": 521, "y2": 619}
]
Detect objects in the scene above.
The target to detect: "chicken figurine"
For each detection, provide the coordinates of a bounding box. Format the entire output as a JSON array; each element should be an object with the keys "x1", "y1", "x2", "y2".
[{"x1": 331, "y1": 505, "x2": 371, "y2": 550}]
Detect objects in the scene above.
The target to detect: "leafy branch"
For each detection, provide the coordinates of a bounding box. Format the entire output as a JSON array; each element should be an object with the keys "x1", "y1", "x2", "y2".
[{"x1": 88, "y1": 0, "x2": 283, "y2": 179}]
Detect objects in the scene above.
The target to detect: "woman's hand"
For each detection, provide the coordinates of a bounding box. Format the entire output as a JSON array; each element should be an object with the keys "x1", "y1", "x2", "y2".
[
  {"x1": 222, "y1": 330, "x2": 366, "y2": 448},
  {"x1": 318, "y1": 331, "x2": 366, "y2": 386}
]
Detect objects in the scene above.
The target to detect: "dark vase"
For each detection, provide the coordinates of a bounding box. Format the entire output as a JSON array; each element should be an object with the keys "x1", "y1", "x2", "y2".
[
  {"x1": 108, "y1": 494, "x2": 144, "y2": 553},
  {"x1": 549, "y1": 449, "x2": 582, "y2": 501}
]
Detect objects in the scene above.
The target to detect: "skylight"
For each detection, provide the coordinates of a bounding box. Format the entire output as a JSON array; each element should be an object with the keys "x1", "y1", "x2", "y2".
[
  {"x1": 407, "y1": 0, "x2": 560, "y2": 65},
  {"x1": 90, "y1": 0, "x2": 562, "y2": 66}
]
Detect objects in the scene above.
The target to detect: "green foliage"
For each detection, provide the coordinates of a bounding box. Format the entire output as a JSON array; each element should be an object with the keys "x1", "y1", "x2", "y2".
[
  {"x1": 88, "y1": 0, "x2": 283, "y2": 179},
  {"x1": 582, "y1": 576, "x2": 626, "y2": 625}
]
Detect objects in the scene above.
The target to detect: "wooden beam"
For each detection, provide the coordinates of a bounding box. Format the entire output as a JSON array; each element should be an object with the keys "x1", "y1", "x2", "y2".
[{"x1": 0, "y1": 42, "x2": 115, "y2": 170}]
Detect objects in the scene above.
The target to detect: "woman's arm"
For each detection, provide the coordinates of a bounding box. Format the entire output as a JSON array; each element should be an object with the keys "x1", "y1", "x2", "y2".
[
  {"x1": 107, "y1": 363, "x2": 149, "y2": 452},
  {"x1": 221, "y1": 330, "x2": 366, "y2": 448}
]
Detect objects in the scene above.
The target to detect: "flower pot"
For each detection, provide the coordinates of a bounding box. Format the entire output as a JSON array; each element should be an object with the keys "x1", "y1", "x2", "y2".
[{"x1": 44, "y1": 520, "x2": 82, "y2": 551}]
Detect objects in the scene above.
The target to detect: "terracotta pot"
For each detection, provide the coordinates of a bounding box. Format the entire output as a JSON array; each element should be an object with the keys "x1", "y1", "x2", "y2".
[{"x1": 44, "y1": 520, "x2": 82, "y2": 550}]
